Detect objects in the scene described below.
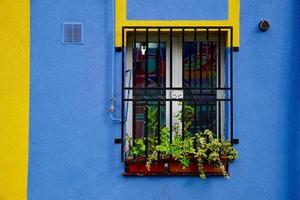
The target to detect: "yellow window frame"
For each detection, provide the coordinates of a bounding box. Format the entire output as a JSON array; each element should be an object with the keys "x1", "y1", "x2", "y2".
[{"x1": 115, "y1": 0, "x2": 240, "y2": 48}]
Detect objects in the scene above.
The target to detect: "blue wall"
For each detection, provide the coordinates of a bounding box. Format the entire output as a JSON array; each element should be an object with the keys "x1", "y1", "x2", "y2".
[
  {"x1": 28, "y1": 0, "x2": 300, "y2": 200},
  {"x1": 127, "y1": 0, "x2": 228, "y2": 20}
]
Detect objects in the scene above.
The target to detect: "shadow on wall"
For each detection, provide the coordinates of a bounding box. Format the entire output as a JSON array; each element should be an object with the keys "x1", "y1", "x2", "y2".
[{"x1": 287, "y1": 0, "x2": 300, "y2": 199}]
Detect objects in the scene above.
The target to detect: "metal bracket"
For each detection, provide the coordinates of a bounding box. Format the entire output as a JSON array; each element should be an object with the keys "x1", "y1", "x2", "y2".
[
  {"x1": 233, "y1": 47, "x2": 239, "y2": 52},
  {"x1": 232, "y1": 138, "x2": 239, "y2": 144},
  {"x1": 115, "y1": 47, "x2": 122, "y2": 52},
  {"x1": 114, "y1": 138, "x2": 122, "y2": 144}
]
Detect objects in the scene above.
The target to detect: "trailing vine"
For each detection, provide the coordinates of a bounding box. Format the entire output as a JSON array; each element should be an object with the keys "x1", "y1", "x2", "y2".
[{"x1": 126, "y1": 105, "x2": 238, "y2": 179}]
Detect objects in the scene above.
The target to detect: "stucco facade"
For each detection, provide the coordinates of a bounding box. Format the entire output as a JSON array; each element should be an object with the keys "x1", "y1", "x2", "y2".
[{"x1": 1, "y1": 0, "x2": 300, "y2": 200}]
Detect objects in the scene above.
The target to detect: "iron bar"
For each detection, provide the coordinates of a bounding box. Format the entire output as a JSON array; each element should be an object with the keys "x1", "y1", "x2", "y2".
[
  {"x1": 145, "y1": 28, "x2": 149, "y2": 88},
  {"x1": 218, "y1": 101, "x2": 221, "y2": 139},
  {"x1": 210, "y1": 42, "x2": 214, "y2": 92},
  {"x1": 127, "y1": 93, "x2": 225, "y2": 97},
  {"x1": 200, "y1": 42, "x2": 203, "y2": 90},
  {"x1": 124, "y1": 87, "x2": 231, "y2": 90},
  {"x1": 157, "y1": 29, "x2": 161, "y2": 158},
  {"x1": 133, "y1": 101, "x2": 136, "y2": 148},
  {"x1": 157, "y1": 101, "x2": 161, "y2": 159},
  {"x1": 189, "y1": 42, "x2": 192, "y2": 87},
  {"x1": 133, "y1": 29, "x2": 136, "y2": 146},
  {"x1": 169, "y1": 29, "x2": 173, "y2": 143},
  {"x1": 206, "y1": 29, "x2": 209, "y2": 91},
  {"x1": 157, "y1": 29, "x2": 161, "y2": 87},
  {"x1": 193, "y1": 99, "x2": 196, "y2": 135},
  {"x1": 124, "y1": 98, "x2": 231, "y2": 102},
  {"x1": 206, "y1": 101, "x2": 209, "y2": 129},
  {"x1": 123, "y1": 26, "x2": 233, "y2": 29},
  {"x1": 194, "y1": 28, "x2": 197, "y2": 88},
  {"x1": 182, "y1": 28, "x2": 185, "y2": 139},
  {"x1": 218, "y1": 28, "x2": 221, "y2": 88},
  {"x1": 121, "y1": 27, "x2": 125, "y2": 161},
  {"x1": 230, "y1": 27, "x2": 234, "y2": 144},
  {"x1": 145, "y1": 101, "x2": 149, "y2": 157},
  {"x1": 199, "y1": 105, "x2": 203, "y2": 131}
]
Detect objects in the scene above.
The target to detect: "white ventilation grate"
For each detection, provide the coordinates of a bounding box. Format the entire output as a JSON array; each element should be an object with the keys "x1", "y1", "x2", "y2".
[{"x1": 63, "y1": 22, "x2": 84, "y2": 44}]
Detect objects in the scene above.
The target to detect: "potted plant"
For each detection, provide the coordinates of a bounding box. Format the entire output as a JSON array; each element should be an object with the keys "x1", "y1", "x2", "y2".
[{"x1": 125, "y1": 105, "x2": 238, "y2": 179}]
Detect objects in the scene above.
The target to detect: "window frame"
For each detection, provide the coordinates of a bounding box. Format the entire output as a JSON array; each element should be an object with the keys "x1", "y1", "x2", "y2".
[
  {"x1": 120, "y1": 27, "x2": 236, "y2": 176},
  {"x1": 125, "y1": 32, "x2": 227, "y2": 141}
]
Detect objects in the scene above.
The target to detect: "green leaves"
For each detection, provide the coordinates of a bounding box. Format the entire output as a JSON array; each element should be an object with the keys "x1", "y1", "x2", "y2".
[
  {"x1": 193, "y1": 130, "x2": 238, "y2": 179},
  {"x1": 126, "y1": 106, "x2": 239, "y2": 179},
  {"x1": 146, "y1": 150, "x2": 158, "y2": 170},
  {"x1": 221, "y1": 140, "x2": 239, "y2": 161},
  {"x1": 156, "y1": 127, "x2": 170, "y2": 154},
  {"x1": 132, "y1": 139, "x2": 146, "y2": 156},
  {"x1": 168, "y1": 133, "x2": 195, "y2": 168},
  {"x1": 146, "y1": 106, "x2": 158, "y2": 134}
]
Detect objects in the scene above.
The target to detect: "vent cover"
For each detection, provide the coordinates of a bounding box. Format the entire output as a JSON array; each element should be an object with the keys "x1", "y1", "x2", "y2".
[{"x1": 63, "y1": 22, "x2": 84, "y2": 44}]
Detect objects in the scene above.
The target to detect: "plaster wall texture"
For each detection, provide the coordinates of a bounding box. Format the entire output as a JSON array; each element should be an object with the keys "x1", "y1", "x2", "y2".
[{"x1": 28, "y1": 0, "x2": 300, "y2": 199}]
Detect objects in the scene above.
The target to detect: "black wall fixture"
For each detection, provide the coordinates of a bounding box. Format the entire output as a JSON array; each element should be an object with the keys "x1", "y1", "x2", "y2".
[{"x1": 259, "y1": 20, "x2": 270, "y2": 31}]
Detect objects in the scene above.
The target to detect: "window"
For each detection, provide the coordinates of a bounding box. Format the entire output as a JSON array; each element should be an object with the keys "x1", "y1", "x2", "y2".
[{"x1": 120, "y1": 27, "x2": 235, "y2": 176}]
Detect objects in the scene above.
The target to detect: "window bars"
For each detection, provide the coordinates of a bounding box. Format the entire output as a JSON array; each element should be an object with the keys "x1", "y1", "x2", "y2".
[{"x1": 120, "y1": 26, "x2": 236, "y2": 162}]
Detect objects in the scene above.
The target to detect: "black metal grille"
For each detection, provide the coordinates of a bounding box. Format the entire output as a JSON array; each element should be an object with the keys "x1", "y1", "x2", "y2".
[{"x1": 121, "y1": 26, "x2": 234, "y2": 161}]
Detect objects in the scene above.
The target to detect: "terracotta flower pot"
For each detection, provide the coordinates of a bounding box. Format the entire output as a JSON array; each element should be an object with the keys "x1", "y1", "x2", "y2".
[{"x1": 123, "y1": 155, "x2": 228, "y2": 176}]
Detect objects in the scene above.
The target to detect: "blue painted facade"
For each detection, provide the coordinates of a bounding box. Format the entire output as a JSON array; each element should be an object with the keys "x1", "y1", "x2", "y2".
[
  {"x1": 127, "y1": 0, "x2": 228, "y2": 20},
  {"x1": 28, "y1": 0, "x2": 300, "y2": 200}
]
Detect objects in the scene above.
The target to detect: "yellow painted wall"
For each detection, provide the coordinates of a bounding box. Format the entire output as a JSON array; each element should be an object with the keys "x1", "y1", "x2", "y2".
[{"x1": 0, "y1": 1, "x2": 30, "y2": 200}]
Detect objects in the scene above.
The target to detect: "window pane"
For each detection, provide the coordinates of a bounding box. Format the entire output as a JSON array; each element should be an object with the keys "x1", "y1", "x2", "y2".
[
  {"x1": 183, "y1": 41, "x2": 217, "y2": 89},
  {"x1": 133, "y1": 42, "x2": 166, "y2": 89},
  {"x1": 132, "y1": 42, "x2": 166, "y2": 144},
  {"x1": 183, "y1": 41, "x2": 217, "y2": 134}
]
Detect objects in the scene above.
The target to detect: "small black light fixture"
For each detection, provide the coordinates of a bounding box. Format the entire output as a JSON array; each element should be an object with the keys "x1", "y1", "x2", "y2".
[{"x1": 259, "y1": 20, "x2": 270, "y2": 32}]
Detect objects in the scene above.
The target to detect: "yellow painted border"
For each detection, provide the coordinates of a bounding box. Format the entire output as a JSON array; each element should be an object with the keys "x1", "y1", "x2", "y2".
[
  {"x1": 0, "y1": 1, "x2": 30, "y2": 200},
  {"x1": 115, "y1": 0, "x2": 240, "y2": 47}
]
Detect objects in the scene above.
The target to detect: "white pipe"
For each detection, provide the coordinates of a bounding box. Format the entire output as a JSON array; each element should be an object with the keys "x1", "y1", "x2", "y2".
[
  {"x1": 109, "y1": 0, "x2": 131, "y2": 122},
  {"x1": 110, "y1": 0, "x2": 120, "y2": 121},
  {"x1": 111, "y1": 0, "x2": 115, "y2": 101}
]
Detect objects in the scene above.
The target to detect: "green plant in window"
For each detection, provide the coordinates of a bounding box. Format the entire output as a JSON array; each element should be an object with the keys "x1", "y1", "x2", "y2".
[
  {"x1": 146, "y1": 150, "x2": 158, "y2": 171},
  {"x1": 132, "y1": 138, "x2": 146, "y2": 156},
  {"x1": 194, "y1": 130, "x2": 224, "y2": 178},
  {"x1": 221, "y1": 140, "x2": 239, "y2": 161},
  {"x1": 169, "y1": 130, "x2": 195, "y2": 169},
  {"x1": 193, "y1": 129, "x2": 239, "y2": 179},
  {"x1": 156, "y1": 127, "x2": 170, "y2": 154},
  {"x1": 145, "y1": 105, "x2": 160, "y2": 170},
  {"x1": 146, "y1": 105, "x2": 158, "y2": 134},
  {"x1": 175, "y1": 104, "x2": 194, "y2": 134},
  {"x1": 125, "y1": 134, "x2": 146, "y2": 158},
  {"x1": 126, "y1": 105, "x2": 238, "y2": 179}
]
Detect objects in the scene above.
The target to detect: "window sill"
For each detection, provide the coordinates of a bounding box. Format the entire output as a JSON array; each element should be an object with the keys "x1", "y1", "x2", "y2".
[{"x1": 123, "y1": 156, "x2": 228, "y2": 176}]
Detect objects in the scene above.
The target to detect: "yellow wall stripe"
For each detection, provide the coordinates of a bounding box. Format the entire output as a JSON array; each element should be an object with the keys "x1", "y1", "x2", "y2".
[
  {"x1": 115, "y1": 0, "x2": 240, "y2": 47},
  {"x1": 0, "y1": 1, "x2": 30, "y2": 200}
]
